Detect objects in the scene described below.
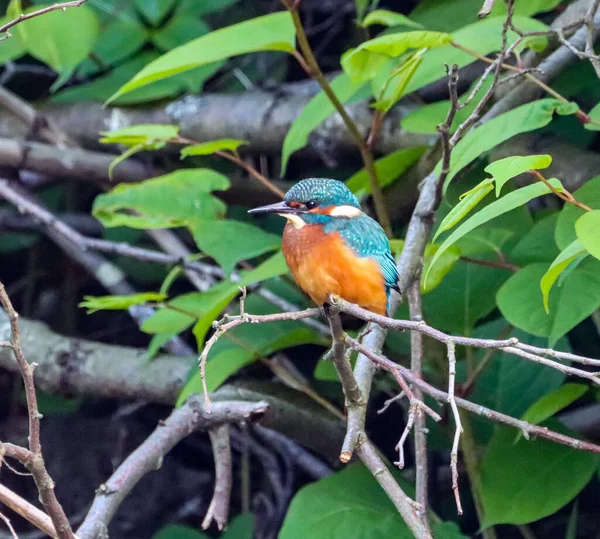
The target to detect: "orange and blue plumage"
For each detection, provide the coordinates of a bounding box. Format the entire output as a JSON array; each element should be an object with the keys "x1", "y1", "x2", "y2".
[{"x1": 248, "y1": 178, "x2": 399, "y2": 316}]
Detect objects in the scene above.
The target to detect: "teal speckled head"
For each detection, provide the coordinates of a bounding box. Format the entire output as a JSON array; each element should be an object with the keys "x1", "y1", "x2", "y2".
[
  {"x1": 248, "y1": 178, "x2": 362, "y2": 227},
  {"x1": 284, "y1": 178, "x2": 360, "y2": 209}
]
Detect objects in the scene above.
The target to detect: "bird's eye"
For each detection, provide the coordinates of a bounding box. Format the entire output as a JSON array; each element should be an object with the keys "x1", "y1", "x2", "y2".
[{"x1": 305, "y1": 200, "x2": 318, "y2": 210}]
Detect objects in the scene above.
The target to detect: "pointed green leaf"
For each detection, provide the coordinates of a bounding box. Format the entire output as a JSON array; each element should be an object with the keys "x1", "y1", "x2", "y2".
[
  {"x1": 79, "y1": 292, "x2": 166, "y2": 314},
  {"x1": 280, "y1": 464, "x2": 413, "y2": 538},
  {"x1": 485, "y1": 154, "x2": 552, "y2": 196},
  {"x1": 540, "y1": 239, "x2": 588, "y2": 312},
  {"x1": 373, "y1": 52, "x2": 424, "y2": 114},
  {"x1": 555, "y1": 175, "x2": 600, "y2": 249},
  {"x1": 181, "y1": 139, "x2": 248, "y2": 157},
  {"x1": 151, "y1": 15, "x2": 211, "y2": 51},
  {"x1": 405, "y1": 16, "x2": 549, "y2": 94},
  {"x1": 191, "y1": 220, "x2": 280, "y2": 275},
  {"x1": 481, "y1": 423, "x2": 599, "y2": 526},
  {"x1": 433, "y1": 179, "x2": 494, "y2": 241},
  {"x1": 108, "y1": 12, "x2": 295, "y2": 102},
  {"x1": 391, "y1": 240, "x2": 461, "y2": 293},
  {"x1": 575, "y1": 210, "x2": 600, "y2": 260},
  {"x1": 177, "y1": 294, "x2": 325, "y2": 403},
  {"x1": 100, "y1": 124, "x2": 180, "y2": 147},
  {"x1": 134, "y1": 0, "x2": 176, "y2": 25},
  {"x1": 16, "y1": 4, "x2": 99, "y2": 75},
  {"x1": 361, "y1": 10, "x2": 423, "y2": 29},
  {"x1": 584, "y1": 101, "x2": 600, "y2": 131},
  {"x1": 521, "y1": 383, "x2": 587, "y2": 427},
  {"x1": 498, "y1": 261, "x2": 600, "y2": 346},
  {"x1": 153, "y1": 523, "x2": 208, "y2": 539},
  {"x1": 281, "y1": 73, "x2": 366, "y2": 175},
  {"x1": 510, "y1": 213, "x2": 559, "y2": 266},
  {"x1": 426, "y1": 180, "x2": 564, "y2": 287},
  {"x1": 341, "y1": 30, "x2": 452, "y2": 82},
  {"x1": 345, "y1": 146, "x2": 426, "y2": 197},
  {"x1": 93, "y1": 169, "x2": 229, "y2": 229},
  {"x1": 437, "y1": 99, "x2": 576, "y2": 189}
]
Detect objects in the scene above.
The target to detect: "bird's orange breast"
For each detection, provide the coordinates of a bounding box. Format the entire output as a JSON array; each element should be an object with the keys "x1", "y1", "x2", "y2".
[{"x1": 282, "y1": 223, "x2": 388, "y2": 315}]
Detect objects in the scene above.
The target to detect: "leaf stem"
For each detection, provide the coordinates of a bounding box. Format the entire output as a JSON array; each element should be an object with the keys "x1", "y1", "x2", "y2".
[
  {"x1": 530, "y1": 170, "x2": 593, "y2": 211},
  {"x1": 282, "y1": 0, "x2": 392, "y2": 236}
]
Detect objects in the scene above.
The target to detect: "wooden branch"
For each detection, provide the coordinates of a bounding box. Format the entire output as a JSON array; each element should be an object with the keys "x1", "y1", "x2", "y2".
[
  {"x1": 0, "y1": 283, "x2": 75, "y2": 539},
  {"x1": 76, "y1": 397, "x2": 268, "y2": 539}
]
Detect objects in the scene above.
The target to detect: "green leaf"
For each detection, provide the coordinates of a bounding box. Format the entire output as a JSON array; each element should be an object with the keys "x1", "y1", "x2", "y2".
[
  {"x1": 345, "y1": 146, "x2": 426, "y2": 197},
  {"x1": 433, "y1": 522, "x2": 469, "y2": 539},
  {"x1": 341, "y1": 30, "x2": 452, "y2": 82},
  {"x1": 108, "y1": 12, "x2": 296, "y2": 102},
  {"x1": 433, "y1": 179, "x2": 494, "y2": 241},
  {"x1": 485, "y1": 154, "x2": 552, "y2": 196},
  {"x1": 56, "y1": 52, "x2": 221, "y2": 105},
  {"x1": 373, "y1": 51, "x2": 424, "y2": 114},
  {"x1": 16, "y1": 4, "x2": 99, "y2": 75},
  {"x1": 79, "y1": 292, "x2": 166, "y2": 314},
  {"x1": 555, "y1": 175, "x2": 600, "y2": 249},
  {"x1": 540, "y1": 240, "x2": 588, "y2": 313},
  {"x1": 584, "y1": 101, "x2": 600, "y2": 131},
  {"x1": 177, "y1": 294, "x2": 325, "y2": 403},
  {"x1": 469, "y1": 320, "x2": 568, "y2": 429},
  {"x1": 221, "y1": 513, "x2": 254, "y2": 539},
  {"x1": 191, "y1": 221, "x2": 280, "y2": 275},
  {"x1": 181, "y1": 139, "x2": 248, "y2": 158},
  {"x1": 134, "y1": 0, "x2": 176, "y2": 25},
  {"x1": 498, "y1": 261, "x2": 600, "y2": 346},
  {"x1": 152, "y1": 524, "x2": 208, "y2": 539},
  {"x1": 178, "y1": 0, "x2": 240, "y2": 16},
  {"x1": 100, "y1": 124, "x2": 180, "y2": 147},
  {"x1": 438, "y1": 99, "x2": 576, "y2": 189},
  {"x1": 521, "y1": 383, "x2": 587, "y2": 427},
  {"x1": 575, "y1": 210, "x2": 600, "y2": 260},
  {"x1": 390, "y1": 240, "x2": 461, "y2": 293},
  {"x1": 426, "y1": 180, "x2": 564, "y2": 287},
  {"x1": 510, "y1": 213, "x2": 559, "y2": 266},
  {"x1": 280, "y1": 463, "x2": 413, "y2": 538},
  {"x1": 402, "y1": 77, "x2": 493, "y2": 135},
  {"x1": 281, "y1": 73, "x2": 366, "y2": 175},
  {"x1": 361, "y1": 10, "x2": 423, "y2": 29},
  {"x1": 406, "y1": 16, "x2": 549, "y2": 94},
  {"x1": 93, "y1": 169, "x2": 229, "y2": 229},
  {"x1": 0, "y1": 16, "x2": 26, "y2": 63},
  {"x1": 152, "y1": 16, "x2": 211, "y2": 51},
  {"x1": 481, "y1": 423, "x2": 599, "y2": 526},
  {"x1": 84, "y1": 12, "x2": 147, "y2": 69}
]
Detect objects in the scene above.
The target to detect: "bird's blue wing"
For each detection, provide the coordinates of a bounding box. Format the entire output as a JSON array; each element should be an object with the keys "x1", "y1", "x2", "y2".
[{"x1": 326, "y1": 214, "x2": 399, "y2": 293}]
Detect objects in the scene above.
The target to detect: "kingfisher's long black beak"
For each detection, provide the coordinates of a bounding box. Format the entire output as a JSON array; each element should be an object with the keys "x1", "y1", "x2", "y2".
[{"x1": 248, "y1": 201, "x2": 302, "y2": 215}]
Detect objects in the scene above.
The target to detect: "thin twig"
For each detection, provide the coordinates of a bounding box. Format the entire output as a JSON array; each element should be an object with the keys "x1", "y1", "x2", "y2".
[
  {"x1": 0, "y1": 484, "x2": 59, "y2": 539},
  {"x1": 0, "y1": 283, "x2": 75, "y2": 539},
  {"x1": 0, "y1": 512, "x2": 18, "y2": 539},
  {"x1": 407, "y1": 281, "x2": 430, "y2": 526},
  {"x1": 446, "y1": 341, "x2": 464, "y2": 515},
  {"x1": 202, "y1": 424, "x2": 233, "y2": 531},
  {"x1": 280, "y1": 0, "x2": 392, "y2": 236},
  {"x1": 0, "y1": 0, "x2": 87, "y2": 39}
]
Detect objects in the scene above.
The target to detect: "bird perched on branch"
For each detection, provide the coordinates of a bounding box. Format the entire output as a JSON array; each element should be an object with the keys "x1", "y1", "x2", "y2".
[{"x1": 248, "y1": 178, "x2": 399, "y2": 315}]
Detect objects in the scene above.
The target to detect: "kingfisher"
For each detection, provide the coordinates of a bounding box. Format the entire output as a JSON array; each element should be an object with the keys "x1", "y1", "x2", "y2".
[{"x1": 248, "y1": 178, "x2": 399, "y2": 316}]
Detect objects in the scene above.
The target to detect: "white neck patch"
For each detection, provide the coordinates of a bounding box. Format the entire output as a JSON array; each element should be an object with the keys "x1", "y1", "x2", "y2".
[
  {"x1": 329, "y1": 205, "x2": 362, "y2": 218},
  {"x1": 279, "y1": 213, "x2": 306, "y2": 229}
]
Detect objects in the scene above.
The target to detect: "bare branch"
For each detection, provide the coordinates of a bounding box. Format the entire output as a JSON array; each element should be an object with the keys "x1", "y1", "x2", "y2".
[
  {"x1": 76, "y1": 397, "x2": 268, "y2": 539},
  {"x1": 0, "y1": 484, "x2": 60, "y2": 539},
  {"x1": 478, "y1": 0, "x2": 497, "y2": 18},
  {"x1": 0, "y1": 283, "x2": 75, "y2": 539},
  {"x1": 202, "y1": 424, "x2": 233, "y2": 531},
  {"x1": 446, "y1": 341, "x2": 464, "y2": 515},
  {"x1": 0, "y1": 1, "x2": 88, "y2": 39}
]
